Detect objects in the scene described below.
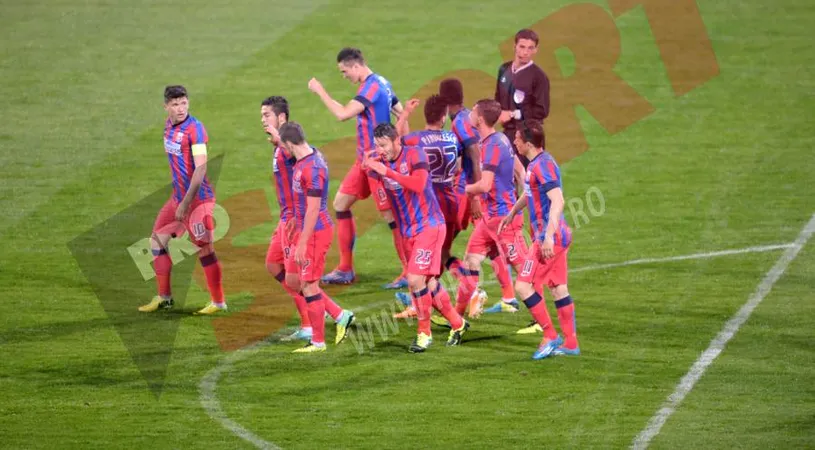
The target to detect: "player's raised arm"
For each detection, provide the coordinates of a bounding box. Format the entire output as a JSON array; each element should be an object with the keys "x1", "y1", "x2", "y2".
[
  {"x1": 308, "y1": 77, "x2": 365, "y2": 122},
  {"x1": 395, "y1": 98, "x2": 420, "y2": 137}
]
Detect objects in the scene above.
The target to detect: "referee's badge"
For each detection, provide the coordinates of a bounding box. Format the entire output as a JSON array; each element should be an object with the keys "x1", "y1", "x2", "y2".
[{"x1": 513, "y1": 89, "x2": 526, "y2": 104}]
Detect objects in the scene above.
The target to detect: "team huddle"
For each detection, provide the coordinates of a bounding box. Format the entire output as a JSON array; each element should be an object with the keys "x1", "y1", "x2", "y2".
[{"x1": 139, "y1": 30, "x2": 581, "y2": 360}]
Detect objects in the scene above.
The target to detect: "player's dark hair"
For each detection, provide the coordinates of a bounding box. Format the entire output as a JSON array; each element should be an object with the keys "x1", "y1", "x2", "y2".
[
  {"x1": 164, "y1": 85, "x2": 187, "y2": 103},
  {"x1": 261, "y1": 96, "x2": 289, "y2": 121},
  {"x1": 373, "y1": 123, "x2": 398, "y2": 141},
  {"x1": 439, "y1": 78, "x2": 464, "y2": 106},
  {"x1": 337, "y1": 47, "x2": 365, "y2": 65},
  {"x1": 515, "y1": 28, "x2": 539, "y2": 46},
  {"x1": 474, "y1": 99, "x2": 502, "y2": 127},
  {"x1": 279, "y1": 122, "x2": 306, "y2": 145},
  {"x1": 424, "y1": 95, "x2": 447, "y2": 125},
  {"x1": 519, "y1": 120, "x2": 545, "y2": 149}
]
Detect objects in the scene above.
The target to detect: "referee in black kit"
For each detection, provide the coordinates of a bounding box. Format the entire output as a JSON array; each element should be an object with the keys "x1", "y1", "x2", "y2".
[{"x1": 495, "y1": 29, "x2": 550, "y2": 167}]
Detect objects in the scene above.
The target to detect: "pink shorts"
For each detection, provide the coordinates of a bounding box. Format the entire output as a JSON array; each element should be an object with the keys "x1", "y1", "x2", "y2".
[
  {"x1": 465, "y1": 215, "x2": 527, "y2": 267},
  {"x1": 517, "y1": 243, "x2": 569, "y2": 288},
  {"x1": 265, "y1": 220, "x2": 290, "y2": 265},
  {"x1": 284, "y1": 226, "x2": 334, "y2": 283},
  {"x1": 403, "y1": 225, "x2": 445, "y2": 276},
  {"x1": 153, "y1": 198, "x2": 215, "y2": 246},
  {"x1": 338, "y1": 161, "x2": 390, "y2": 211}
]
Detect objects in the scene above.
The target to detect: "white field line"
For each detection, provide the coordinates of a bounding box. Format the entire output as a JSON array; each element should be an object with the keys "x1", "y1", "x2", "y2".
[
  {"x1": 198, "y1": 241, "x2": 800, "y2": 449},
  {"x1": 631, "y1": 215, "x2": 815, "y2": 449}
]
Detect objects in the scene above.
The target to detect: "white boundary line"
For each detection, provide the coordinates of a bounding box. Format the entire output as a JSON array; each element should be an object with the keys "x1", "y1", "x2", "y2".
[
  {"x1": 198, "y1": 241, "x2": 800, "y2": 449},
  {"x1": 631, "y1": 215, "x2": 815, "y2": 449}
]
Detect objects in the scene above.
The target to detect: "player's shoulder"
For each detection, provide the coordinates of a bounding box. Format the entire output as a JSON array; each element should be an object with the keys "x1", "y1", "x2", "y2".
[
  {"x1": 498, "y1": 61, "x2": 512, "y2": 72},
  {"x1": 402, "y1": 131, "x2": 422, "y2": 146}
]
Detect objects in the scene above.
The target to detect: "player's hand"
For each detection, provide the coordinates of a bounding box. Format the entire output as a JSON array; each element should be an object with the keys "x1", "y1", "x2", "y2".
[
  {"x1": 365, "y1": 158, "x2": 387, "y2": 176},
  {"x1": 307, "y1": 77, "x2": 324, "y2": 94},
  {"x1": 470, "y1": 197, "x2": 483, "y2": 221},
  {"x1": 541, "y1": 235, "x2": 555, "y2": 259},
  {"x1": 294, "y1": 241, "x2": 307, "y2": 266},
  {"x1": 499, "y1": 110, "x2": 512, "y2": 124},
  {"x1": 285, "y1": 219, "x2": 296, "y2": 241},
  {"x1": 175, "y1": 201, "x2": 190, "y2": 222},
  {"x1": 405, "y1": 98, "x2": 420, "y2": 113},
  {"x1": 264, "y1": 123, "x2": 280, "y2": 144},
  {"x1": 497, "y1": 214, "x2": 512, "y2": 234}
]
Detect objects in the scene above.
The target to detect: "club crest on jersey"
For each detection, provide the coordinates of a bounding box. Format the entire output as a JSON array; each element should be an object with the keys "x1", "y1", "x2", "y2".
[
  {"x1": 399, "y1": 162, "x2": 408, "y2": 174},
  {"x1": 292, "y1": 170, "x2": 303, "y2": 193},
  {"x1": 513, "y1": 90, "x2": 526, "y2": 104},
  {"x1": 174, "y1": 131, "x2": 184, "y2": 143}
]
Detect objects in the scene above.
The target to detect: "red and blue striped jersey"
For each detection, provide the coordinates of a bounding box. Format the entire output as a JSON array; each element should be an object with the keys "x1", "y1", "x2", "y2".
[
  {"x1": 292, "y1": 150, "x2": 333, "y2": 232},
  {"x1": 480, "y1": 132, "x2": 516, "y2": 218},
  {"x1": 403, "y1": 130, "x2": 461, "y2": 221},
  {"x1": 272, "y1": 146, "x2": 297, "y2": 223},
  {"x1": 382, "y1": 146, "x2": 445, "y2": 237},
  {"x1": 526, "y1": 152, "x2": 572, "y2": 247},
  {"x1": 354, "y1": 73, "x2": 398, "y2": 161},
  {"x1": 163, "y1": 115, "x2": 215, "y2": 203},
  {"x1": 451, "y1": 108, "x2": 480, "y2": 195}
]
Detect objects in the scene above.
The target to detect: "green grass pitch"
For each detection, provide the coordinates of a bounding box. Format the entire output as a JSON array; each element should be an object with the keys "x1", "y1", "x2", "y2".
[{"x1": 1, "y1": 0, "x2": 813, "y2": 448}]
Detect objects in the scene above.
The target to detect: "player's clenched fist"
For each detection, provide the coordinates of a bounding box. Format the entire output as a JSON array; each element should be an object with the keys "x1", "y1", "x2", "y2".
[{"x1": 307, "y1": 77, "x2": 324, "y2": 94}]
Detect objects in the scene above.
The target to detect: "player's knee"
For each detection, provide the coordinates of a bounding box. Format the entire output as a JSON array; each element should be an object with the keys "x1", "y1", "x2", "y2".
[
  {"x1": 463, "y1": 254, "x2": 482, "y2": 271},
  {"x1": 515, "y1": 280, "x2": 535, "y2": 299},
  {"x1": 285, "y1": 274, "x2": 301, "y2": 292},
  {"x1": 301, "y1": 281, "x2": 320, "y2": 297},
  {"x1": 550, "y1": 284, "x2": 569, "y2": 299},
  {"x1": 407, "y1": 274, "x2": 426, "y2": 292},
  {"x1": 266, "y1": 262, "x2": 281, "y2": 277}
]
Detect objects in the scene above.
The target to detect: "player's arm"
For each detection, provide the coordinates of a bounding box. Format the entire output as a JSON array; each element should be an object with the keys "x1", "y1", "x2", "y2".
[
  {"x1": 465, "y1": 142, "x2": 496, "y2": 195},
  {"x1": 385, "y1": 165, "x2": 428, "y2": 193},
  {"x1": 395, "y1": 99, "x2": 420, "y2": 137},
  {"x1": 308, "y1": 78, "x2": 365, "y2": 121},
  {"x1": 466, "y1": 143, "x2": 482, "y2": 182},
  {"x1": 465, "y1": 170, "x2": 493, "y2": 195},
  {"x1": 180, "y1": 147, "x2": 208, "y2": 203},
  {"x1": 543, "y1": 187, "x2": 564, "y2": 240},
  {"x1": 321, "y1": 96, "x2": 365, "y2": 122},
  {"x1": 391, "y1": 99, "x2": 404, "y2": 117},
  {"x1": 513, "y1": 155, "x2": 525, "y2": 196},
  {"x1": 298, "y1": 168, "x2": 324, "y2": 245}
]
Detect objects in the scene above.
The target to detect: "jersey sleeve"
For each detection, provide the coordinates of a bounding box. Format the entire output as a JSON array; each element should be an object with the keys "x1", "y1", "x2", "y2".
[
  {"x1": 453, "y1": 118, "x2": 478, "y2": 149},
  {"x1": 401, "y1": 132, "x2": 421, "y2": 148},
  {"x1": 305, "y1": 165, "x2": 326, "y2": 197},
  {"x1": 354, "y1": 80, "x2": 380, "y2": 108},
  {"x1": 540, "y1": 160, "x2": 562, "y2": 192},
  {"x1": 189, "y1": 121, "x2": 209, "y2": 156},
  {"x1": 408, "y1": 147, "x2": 428, "y2": 172},
  {"x1": 481, "y1": 141, "x2": 500, "y2": 173}
]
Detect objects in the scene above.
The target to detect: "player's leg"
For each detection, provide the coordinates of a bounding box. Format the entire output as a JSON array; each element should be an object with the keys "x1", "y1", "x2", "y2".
[
  {"x1": 445, "y1": 193, "x2": 473, "y2": 281},
  {"x1": 323, "y1": 163, "x2": 364, "y2": 284},
  {"x1": 266, "y1": 224, "x2": 312, "y2": 341},
  {"x1": 139, "y1": 199, "x2": 184, "y2": 312},
  {"x1": 515, "y1": 244, "x2": 566, "y2": 360},
  {"x1": 455, "y1": 219, "x2": 490, "y2": 316},
  {"x1": 294, "y1": 227, "x2": 354, "y2": 353},
  {"x1": 406, "y1": 272, "x2": 433, "y2": 353},
  {"x1": 184, "y1": 200, "x2": 226, "y2": 315},
  {"x1": 485, "y1": 215, "x2": 526, "y2": 314},
  {"x1": 546, "y1": 247, "x2": 579, "y2": 355}
]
